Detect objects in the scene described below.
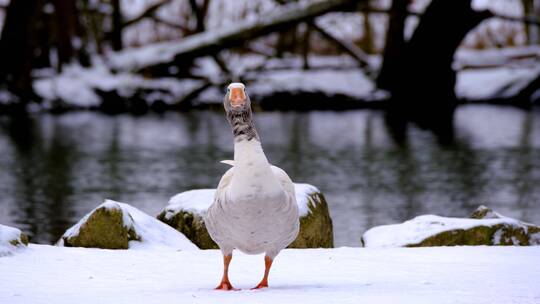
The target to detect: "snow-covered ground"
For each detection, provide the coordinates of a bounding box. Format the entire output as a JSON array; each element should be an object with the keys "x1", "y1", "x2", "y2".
[{"x1": 1, "y1": 245, "x2": 539, "y2": 304}]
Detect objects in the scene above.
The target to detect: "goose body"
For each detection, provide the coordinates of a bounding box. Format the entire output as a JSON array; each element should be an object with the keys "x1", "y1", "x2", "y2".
[
  {"x1": 206, "y1": 147, "x2": 299, "y2": 257},
  {"x1": 204, "y1": 83, "x2": 299, "y2": 290}
]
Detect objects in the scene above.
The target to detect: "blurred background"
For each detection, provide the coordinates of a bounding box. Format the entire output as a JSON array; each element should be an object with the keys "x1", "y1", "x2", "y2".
[{"x1": 0, "y1": 0, "x2": 539, "y2": 247}]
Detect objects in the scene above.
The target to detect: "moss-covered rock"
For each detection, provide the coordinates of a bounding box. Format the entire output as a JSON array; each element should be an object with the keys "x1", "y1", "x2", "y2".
[
  {"x1": 157, "y1": 184, "x2": 334, "y2": 249},
  {"x1": 407, "y1": 223, "x2": 535, "y2": 247},
  {"x1": 1, "y1": 224, "x2": 29, "y2": 256},
  {"x1": 362, "y1": 206, "x2": 540, "y2": 247},
  {"x1": 469, "y1": 205, "x2": 501, "y2": 219},
  {"x1": 288, "y1": 191, "x2": 334, "y2": 248},
  {"x1": 59, "y1": 202, "x2": 140, "y2": 249},
  {"x1": 157, "y1": 208, "x2": 217, "y2": 249},
  {"x1": 58, "y1": 200, "x2": 198, "y2": 250}
]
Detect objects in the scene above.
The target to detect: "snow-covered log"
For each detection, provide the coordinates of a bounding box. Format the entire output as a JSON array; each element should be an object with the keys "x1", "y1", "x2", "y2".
[{"x1": 109, "y1": 0, "x2": 361, "y2": 73}]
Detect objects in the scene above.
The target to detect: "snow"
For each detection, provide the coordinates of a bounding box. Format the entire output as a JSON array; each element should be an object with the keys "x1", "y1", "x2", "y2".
[
  {"x1": 454, "y1": 46, "x2": 540, "y2": 100},
  {"x1": 0, "y1": 90, "x2": 17, "y2": 105},
  {"x1": 1, "y1": 245, "x2": 539, "y2": 304},
  {"x1": 58, "y1": 199, "x2": 198, "y2": 251},
  {"x1": 33, "y1": 63, "x2": 204, "y2": 107},
  {"x1": 294, "y1": 183, "x2": 321, "y2": 216},
  {"x1": 31, "y1": 44, "x2": 540, "y2": 109},
  {"x1": 454, "y1": 46, "x2": 540, "y2": 70},
  {"x1": 165, "y1": 189, "x2": 216, "y2": 217},
  {"x1": 456, "y1": 66, "x2": 540, "y2": 100},
  {"x1": 249, "y1": 69, "x2": 376, "y2": 100},
  {"x1": 362, "y1": 214, "x2": 538, "y2": 248},
  {"x1": 0, "y1": 224, "x2": 25, "y2": 257},
  {"x1": 164, "y1": 183, "x2": 321, "y2": 219}
]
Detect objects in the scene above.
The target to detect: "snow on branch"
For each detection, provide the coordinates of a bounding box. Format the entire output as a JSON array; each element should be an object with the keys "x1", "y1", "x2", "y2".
[{"x1": 109, "y1": 0, "x2": 361, "y2": 73}]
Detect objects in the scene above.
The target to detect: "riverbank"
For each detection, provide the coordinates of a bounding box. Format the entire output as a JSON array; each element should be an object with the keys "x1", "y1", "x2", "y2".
[{"x1": 1, "y1": 46, "x2": 538, "y2": 114}]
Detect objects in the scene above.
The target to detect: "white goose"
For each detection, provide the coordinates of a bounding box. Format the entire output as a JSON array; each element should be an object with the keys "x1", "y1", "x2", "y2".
[{"x1": 204, "y1": 83, "x2": 299, "y2": 290}]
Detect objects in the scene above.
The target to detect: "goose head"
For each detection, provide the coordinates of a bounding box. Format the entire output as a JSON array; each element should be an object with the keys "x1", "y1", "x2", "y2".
[
  {"x1": 224, "y1": 82, "x2": 251, "y2": 113},
  {"x1": 223, "y1": 82, "x2": 259, "y2": 141}
]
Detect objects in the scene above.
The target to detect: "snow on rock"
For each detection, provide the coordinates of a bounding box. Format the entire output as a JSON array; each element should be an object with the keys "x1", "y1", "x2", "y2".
[
  {"x1": 157, "y1": 183, "x2": 333, "y2": 249},
  {"x1": 1, "y1": 245, "x2": 539, "y2": 304},
  {"x1": 362, "y1": 206, "x2": 540, "y2": 248},
  {"x1": 0, "y1": 224, "x2": 28, "y2": 257},
  {"x1": 57, "y1": 199, "x2": 198, "y2": 250}
]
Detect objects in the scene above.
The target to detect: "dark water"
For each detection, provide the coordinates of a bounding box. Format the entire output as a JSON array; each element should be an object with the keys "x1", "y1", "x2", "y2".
[{"x1": 1, "y1": 105, "x2": 539, "y2": 246}]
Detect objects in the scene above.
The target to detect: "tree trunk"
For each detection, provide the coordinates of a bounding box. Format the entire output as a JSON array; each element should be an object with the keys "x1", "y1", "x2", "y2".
[
  {"x1": 380, "y1": 0, "x2": 490, "y2": 141},
  {"x1": 376, "y1": 0, "x2": 408, "y2": 91},
  {"x1": 0, "y1": 0, "x2": 41, "y2": 100},
  {"x1": 111, "y1": 0, "x2": 123, "y2": 51},
  {"x1": 401, "y1": 0, "x2": 490, "y2": 101},
  {"x1": 523, "y1": 0, "x2": 533, "y2": 44},
  {"x1": 360, "y1": 10, "x2": 374, "y2": 54},
  {"x1": 53, "y1": 0, "x2": 78, "y2": 69}
]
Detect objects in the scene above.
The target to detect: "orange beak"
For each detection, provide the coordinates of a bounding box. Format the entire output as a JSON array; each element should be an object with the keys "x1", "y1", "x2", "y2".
[{"x1": 229, "y1": 87, "x2": 246, "y2": 107}]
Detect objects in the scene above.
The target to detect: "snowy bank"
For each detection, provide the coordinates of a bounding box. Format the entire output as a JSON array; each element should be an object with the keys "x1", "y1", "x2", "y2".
[
  {"x1": 57, "y1": 199, "x2": 198, "y2": 250},
  {"x1": 157, "y1": 183, "x2": 333, "y2": 249},
  {"x1": 1, "y1": 245, "x2": 539, "y2": 304},
  {"x1": 33, "y1": 63, "x2": 204, "y2": 111},
  {"x1": 29, "y1": 46, "x2": 540, "y2": 112},
  {"x1": 456, "y1": 66, "x2": 540, "y2": 101},
  {"x1": 0, "y1": 224, "x2": 28, "y2": 256},
  {"x1": 362, "y1": 206, "x2": 540, "y2": 248}
]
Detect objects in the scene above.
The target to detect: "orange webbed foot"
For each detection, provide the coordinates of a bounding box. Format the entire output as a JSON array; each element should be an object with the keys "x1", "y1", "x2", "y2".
[
  {"x1": 251, "y1": 281, "x2": 268, "y2": 290},
  {"x1": 215, "y1": 281, "x2": 240, "y2": 291}
]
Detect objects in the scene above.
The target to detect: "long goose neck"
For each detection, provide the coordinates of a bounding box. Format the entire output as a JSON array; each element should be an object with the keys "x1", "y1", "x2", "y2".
[
  {"x1": 228, "y1": 110, "x2": 260, "y2": 142},
  {"x1": 233, "y1": 139, "x2": 268, "y2": 167},
  {"x1": 231, "y1": 138, "x2": 282, "y2": 196},
  {"x1": 228, "y1": 109, "x2": 267, "y2": 168},
  {"x1": 227, "y1": 110, "x2": 282, "y2": 196}
]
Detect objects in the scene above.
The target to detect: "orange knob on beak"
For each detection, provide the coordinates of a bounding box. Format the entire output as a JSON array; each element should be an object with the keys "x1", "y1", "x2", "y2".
[{"x1": 229, "y1": 87, "x2": 246, "y2": 107}]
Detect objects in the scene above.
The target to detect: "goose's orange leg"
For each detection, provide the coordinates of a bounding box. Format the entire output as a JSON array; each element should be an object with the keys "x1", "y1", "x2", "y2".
[
  {"x1": 215, "y1": 254, "x2": 238, "y2": 291},
  {"x1": 252, "y1": 255, "x2": 273, "y2": 289}
]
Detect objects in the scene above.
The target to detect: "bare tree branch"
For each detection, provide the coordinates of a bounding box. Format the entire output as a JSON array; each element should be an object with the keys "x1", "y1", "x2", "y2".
[
  {"x1": 188, "y1": 0, "x2": 207, "y2": 32},
  {"x1": 171, "y1": 81, "x2": 213, "y2": 110},
  {"x1": 358, "y1": 7, "x2": 540, "y2": 26},
  {"x1": 187, "y1": 0, "x2": 231, "y2": 78},
  {"x1": 123, "y1": 0, "x2": 172, "y2": 28},
  {"x1": 150, "y1": 16, "x2": 189, "y2": 32},
  {"x1": 311, "y1": 22, "x2": 371, "y2": 70},
  {"x1": 111, "y1": 0, "x2": 360, "y2": 73}
]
